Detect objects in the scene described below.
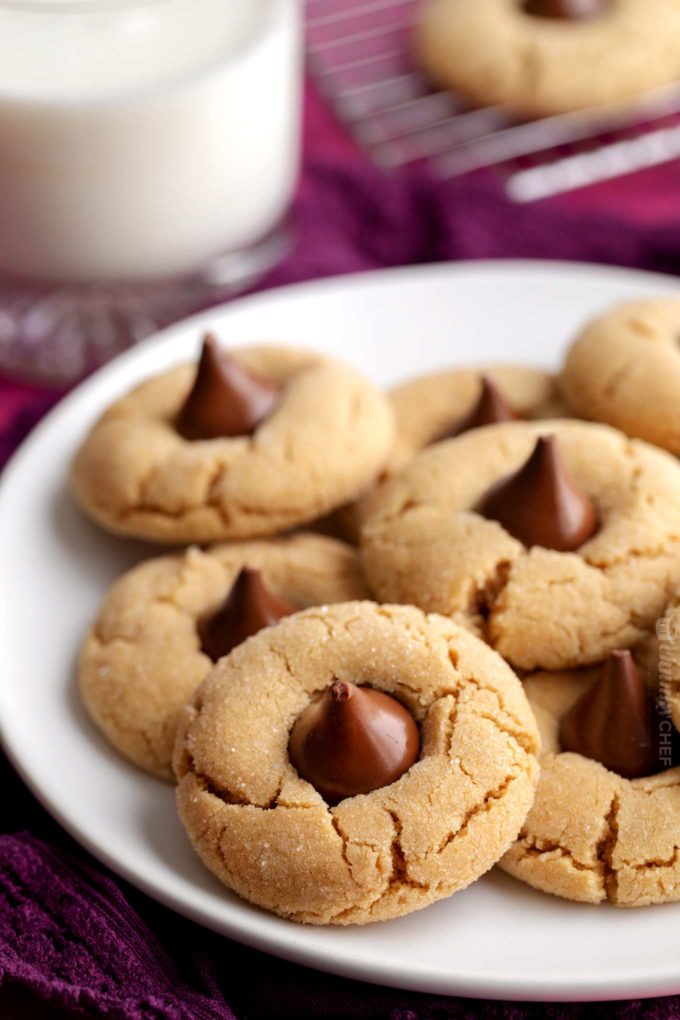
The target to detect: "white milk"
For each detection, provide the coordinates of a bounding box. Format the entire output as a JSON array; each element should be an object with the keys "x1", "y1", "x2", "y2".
[{"x1": 0, "y1": 0, "x2": 301, "y2": 282}]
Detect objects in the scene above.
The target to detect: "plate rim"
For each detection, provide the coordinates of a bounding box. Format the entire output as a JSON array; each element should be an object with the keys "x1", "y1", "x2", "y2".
[
  {"x1": 2, "y1": 258, "x2": 680, "y2": 1004},
  {"x1": 4, "y1": 255, "x2": 680, "y2": 471}
]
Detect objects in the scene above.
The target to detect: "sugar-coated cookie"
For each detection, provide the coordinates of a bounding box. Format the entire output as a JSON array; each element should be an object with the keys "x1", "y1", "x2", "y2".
[
  {"x1": 80, "y1": 534, "x2": 367, "y2": 779},
  {"x1": 71, "y1": 341, "x2": 394, "y2": 544},
  {"x1": 415, "y1": 0, "x2": 680, "y2": 118},
  {"x1": 173, "y1": 602, "x2": 540, "y2": 925},
  {"x1": 560, "y1": 299, "x2": 680, "y2": 454},
  {"x1": 501, "y1": 659, "x2": 680, "y2": 906},
  {"x1": 360, "y1": 420, "x2": 680, "y2": 671}
]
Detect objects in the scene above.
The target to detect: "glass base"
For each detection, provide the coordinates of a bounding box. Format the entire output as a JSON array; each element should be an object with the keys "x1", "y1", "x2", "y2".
[{"x1": 0, "y1": 221, "x2": 292, "y2": 385}]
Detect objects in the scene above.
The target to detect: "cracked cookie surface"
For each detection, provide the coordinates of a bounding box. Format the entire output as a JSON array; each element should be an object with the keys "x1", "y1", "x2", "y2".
[
  {"x1": 415, "y1": 0, "x2": 680, "y2": 118},
  {"x1": 79, "y1": 534, "x2": 368, "y2": 780},
  {"x1": 560, "y1": 299, "x2": 680, "y2": 454},
  {"x1": 360, "y1": 420, "x2": 680, "y2": 671},
  {"x1": 173, "y1": 601, "x2": 540, "y2": 925},
  {"x1": 500, "y1": 668, "x2": 680, "y2": 906},
  {"x1": 71, "y1": 345, "x2": 394, "y2": 544}
]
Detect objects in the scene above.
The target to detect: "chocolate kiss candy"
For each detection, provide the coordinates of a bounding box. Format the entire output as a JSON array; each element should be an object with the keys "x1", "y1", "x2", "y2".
[
  {"x1": 288, "y1": 680, "x2": 420, "y2": 804},
  {"x1": 523, "y1": 0, "x2": 606, "y2": 20},
  {"x1": 446, "y1": 375, "x2": 518, "y2": 439},
  {"x1": 477, "y1": 434, "x2": 597, "y2": 551},
  {"x1": 200, "y1": 567, "x2": 297, "y2": 662},
  {"x1": 560, "y1": 650, "x2": 660, "y2": 779},
  {"x1": 177, "y1": 334, "x2": 279, "y2": 440}
]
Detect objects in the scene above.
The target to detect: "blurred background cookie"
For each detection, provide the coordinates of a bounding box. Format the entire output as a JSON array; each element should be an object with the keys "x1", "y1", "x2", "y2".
[
  {"x1": 560, "y1": 298, "x2": 680, "y2": 453},
  {"x1": 415, "y1": 0, "x2": 680, "y2": 118}
]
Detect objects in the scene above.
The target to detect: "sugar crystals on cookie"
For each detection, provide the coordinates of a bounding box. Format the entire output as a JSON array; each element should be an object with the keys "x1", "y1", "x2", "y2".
[{"x1": 174, "y1": 602, "x2": 540, "y2": 924}]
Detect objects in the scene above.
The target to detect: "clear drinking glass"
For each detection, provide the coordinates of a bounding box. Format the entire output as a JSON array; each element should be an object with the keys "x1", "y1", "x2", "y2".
[{"x1": 0, "y1": 0, "x2": 302, "y2": 382}]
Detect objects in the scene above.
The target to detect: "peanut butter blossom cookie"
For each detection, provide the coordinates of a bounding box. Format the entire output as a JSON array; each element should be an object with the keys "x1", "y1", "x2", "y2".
[
  {"x1": 560, "y1": 299, "x2": 680, "y2": 455},
  {"x1": 388, "y1": 365, "x2": 563, "y2": 473},
  {"x1": 79, "y1": 533, "x2": 367, "y2": 779},
  {"x1": 501, "y1": 650, "x2": 680, "y2": 905},
  {"x1": 339, "y1": 366, "x2": 562, "y2": 543},
  {"x1": 173, "y1": 602, "x2": 540, "y2": 925},
  {"x1": 360, "y1": 420, "x2": 680, "y2": 671},
  {"x1": 415, "y1": 0, "x2": 680, "y2": 118},
  {"x1": 71, "y1": 336, "x2": 394, "y2": 543}
]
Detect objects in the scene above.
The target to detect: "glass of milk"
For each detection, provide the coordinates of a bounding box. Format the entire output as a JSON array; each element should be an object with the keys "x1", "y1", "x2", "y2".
[{"x1": 0, "y1": 0, "x2": 302, "y2": 381}]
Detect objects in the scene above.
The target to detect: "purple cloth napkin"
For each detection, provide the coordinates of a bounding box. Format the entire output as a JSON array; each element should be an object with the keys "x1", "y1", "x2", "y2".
[
  {"x1": 262, "y1": 160, "x2": 680, "y2": 290},
  {"x1": 0, "y1": 392, "x2": 59, "y2": 470},
  {"x1": 3, "y1": 160, "x2": 680, "y2": 1019}
]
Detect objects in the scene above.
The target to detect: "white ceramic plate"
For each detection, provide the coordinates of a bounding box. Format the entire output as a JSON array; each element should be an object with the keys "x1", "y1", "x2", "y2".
[{"x1": 2, "y1": 260, "x2": 680, "y2": 1003}]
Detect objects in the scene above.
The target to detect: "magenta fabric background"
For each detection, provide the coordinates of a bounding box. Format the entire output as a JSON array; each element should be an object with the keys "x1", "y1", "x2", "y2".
[{"x1": 3, "y1": 82, "x2": 680, "y2": 1019}]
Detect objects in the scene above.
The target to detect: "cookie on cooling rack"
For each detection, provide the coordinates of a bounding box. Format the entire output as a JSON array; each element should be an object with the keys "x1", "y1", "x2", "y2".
[{"x1": 415, "y1": 0, "x2": 680, "y2": 118}]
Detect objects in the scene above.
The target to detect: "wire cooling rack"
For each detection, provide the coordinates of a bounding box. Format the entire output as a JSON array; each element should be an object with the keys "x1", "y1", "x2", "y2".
[{"x1": 305, "y1": 0, "x2": 680, "y2": 201}]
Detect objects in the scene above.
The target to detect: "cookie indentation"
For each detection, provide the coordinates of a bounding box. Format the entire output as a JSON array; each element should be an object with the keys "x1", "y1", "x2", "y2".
[
  {"x1": 501, "y1": 664, "x2": 680, "y2": 906},
  {"x1": 288, "y1": 680, "x2": 420, "y2": 804},
  {"x1": 79, "y1": 534, "x2": 368, "y2": 779},
  {"x1": 71, "y1": 344, "x2": 395, "y2": 544},
  {"x1": 361, "y1": 420, "x2": 680, "y2": 671},
  {"x1": 173, "y1": 602, "x2": 540, "y2": 924}
]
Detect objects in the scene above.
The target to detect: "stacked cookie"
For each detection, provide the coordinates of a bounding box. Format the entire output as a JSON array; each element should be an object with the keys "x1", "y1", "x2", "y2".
[{"x1": 73, "y1": 302, "x2": 680, "y2": 923}]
